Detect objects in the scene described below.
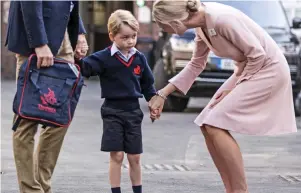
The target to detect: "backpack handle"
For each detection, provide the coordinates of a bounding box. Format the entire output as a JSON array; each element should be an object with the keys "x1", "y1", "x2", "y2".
[{"x1": 30, "y1": 70, "x2": 75, "y2": 107}]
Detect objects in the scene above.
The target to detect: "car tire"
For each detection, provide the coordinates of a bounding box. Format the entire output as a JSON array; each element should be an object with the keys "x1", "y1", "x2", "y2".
[
  {"x1": 153, "y1": 59, "x2": 189, "y2": 112},
  {"x1": 294, "y1": 91, "x2": 301, "y2": 117}
]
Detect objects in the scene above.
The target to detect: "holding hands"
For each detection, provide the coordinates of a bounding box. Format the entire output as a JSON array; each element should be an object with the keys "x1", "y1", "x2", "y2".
[
  {"x1": 75, "y1": 34, "x2": 89, "y2": 59},
  {"x1": 148, "y1": 90, "x2": 167, "y2": 122},
  {"x1": 148, "y1": 95, "x2": 165, "y2": 121},
  {"x1": 34, "y1": 34, "x2": 88, "y2": 69},
  {"x1": 148, "y1": 85, "x2": 232, "y2": 122},
  {"x1": 148, "y1": 84, "x2": 177, "y2": 122}
]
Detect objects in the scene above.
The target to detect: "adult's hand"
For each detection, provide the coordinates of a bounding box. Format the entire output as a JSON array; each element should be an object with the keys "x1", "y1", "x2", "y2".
[
  {"x1": 35, "y1": 44, "x2": 54, "y2": 69},
  {"x1": 74, "y1": 34, "x2": 88, "y2": 59},
  {"x1": 209, "y1": 89, "x2": 232, "y2": 108},
  {"x1": 148, "y1": 95, "x2": 165, "y2": 121}
]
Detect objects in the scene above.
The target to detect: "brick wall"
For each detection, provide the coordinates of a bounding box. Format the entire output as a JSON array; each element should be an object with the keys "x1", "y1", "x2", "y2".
[{"x1": 1, "y1": 1, "x2": 16, "y2": 80}]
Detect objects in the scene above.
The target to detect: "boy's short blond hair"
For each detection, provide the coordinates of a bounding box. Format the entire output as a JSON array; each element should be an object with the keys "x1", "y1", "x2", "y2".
[{"x1": 108, "y1": 9, "x2": 139, "y2": 36}]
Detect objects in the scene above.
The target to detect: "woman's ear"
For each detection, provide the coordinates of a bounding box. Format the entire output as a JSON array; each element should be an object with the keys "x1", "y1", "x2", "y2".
[
  {"x1": 169, "y1": 20, "x2": 182, "y2": 30},
  {"x1": 109, "y1": 32, "x2": 114, "y2": 42},
  {"x1": 188, "y1": 10, "x2": 197, "y2": 20}
]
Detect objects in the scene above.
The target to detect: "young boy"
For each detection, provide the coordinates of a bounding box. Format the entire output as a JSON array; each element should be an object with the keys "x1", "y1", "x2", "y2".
[{"x1": 77, "y1": 10, "x2": 156, "y2": 193}]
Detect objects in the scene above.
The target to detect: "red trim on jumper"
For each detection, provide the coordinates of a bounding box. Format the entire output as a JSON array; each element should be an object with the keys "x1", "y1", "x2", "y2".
[
  {"x1": 109, "y1": 45, "x2": 135, "y2": 67},
  {"x1": 17, "y1": 54, "x2": 81, "y2": 128},
  {"x1": 114, "y1": 54, "x2": 135, "y2": 67}
]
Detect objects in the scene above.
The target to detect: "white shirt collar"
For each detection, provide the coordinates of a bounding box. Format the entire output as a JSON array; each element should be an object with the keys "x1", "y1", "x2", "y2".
[{"x1": 110, "y1": 43, "x2": 138, "y2": 57}]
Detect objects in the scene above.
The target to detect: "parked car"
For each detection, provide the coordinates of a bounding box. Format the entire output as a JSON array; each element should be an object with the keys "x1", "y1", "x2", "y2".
[{"x1": 153, "y1": 0, "x2": 301, "y2": 115}]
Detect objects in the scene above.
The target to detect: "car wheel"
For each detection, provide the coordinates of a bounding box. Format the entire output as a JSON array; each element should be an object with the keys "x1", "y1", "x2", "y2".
[
  {"x1": 294, "y1": 91, "x2": 301, "y2": 117},
  {"x1": 153, "y1": 59, "x2": 189, "y2": 112}
]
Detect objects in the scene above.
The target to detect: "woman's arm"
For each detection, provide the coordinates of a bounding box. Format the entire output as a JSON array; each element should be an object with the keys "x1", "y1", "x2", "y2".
[{"x1": 161, "y1": 34, "x2": 210, "y2": 97}]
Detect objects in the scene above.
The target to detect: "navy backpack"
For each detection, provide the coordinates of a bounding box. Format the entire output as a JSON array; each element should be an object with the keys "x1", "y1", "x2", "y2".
[{"x1": 12, "y1": 54, "x2": 84, "y2": 131}]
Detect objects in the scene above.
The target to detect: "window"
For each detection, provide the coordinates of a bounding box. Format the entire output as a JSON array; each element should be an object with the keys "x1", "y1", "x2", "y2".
[
  {"x1": 285, "y1": 8, "x2": 293, "y2": 23},
  {"x1": 216, "y1": 1, "x2": 290, "y2": 29},
  {"x1": 295, "y1": 8, "x2": 301, "y2": 18},
  {"x1": 93, "y1": 1, "x2": 106, "y2": 26}
]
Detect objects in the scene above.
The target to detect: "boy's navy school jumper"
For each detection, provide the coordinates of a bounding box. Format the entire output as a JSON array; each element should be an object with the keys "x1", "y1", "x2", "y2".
[{"x1": 78, "y1": 45, "x2": 156, "y2": 154}]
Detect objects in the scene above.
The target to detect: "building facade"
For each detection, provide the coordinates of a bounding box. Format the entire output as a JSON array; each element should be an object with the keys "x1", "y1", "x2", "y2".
[
  {"x1": 1, "y1": 0, "x2": 160, "y2": 80},
  {"x1": 80, "y1": 1, "x2": 160, "y2": 54},
  {"x1": 1, "y1": 1, "x2": 16, "y2": 80}
]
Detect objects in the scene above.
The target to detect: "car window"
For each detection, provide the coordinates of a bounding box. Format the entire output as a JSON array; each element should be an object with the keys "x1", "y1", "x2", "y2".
[
  {"x1": 175, "y1": 1, "x2": 290, "y2": 38},
  {"x1": 208, "y1": 1, "x2": 290, "y2": 30},
  {"x1": 172, "y1": 29, "x2": 195, "y2": 40}
]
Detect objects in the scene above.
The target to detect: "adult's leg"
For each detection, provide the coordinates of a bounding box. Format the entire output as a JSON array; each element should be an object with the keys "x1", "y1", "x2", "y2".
[
  {"x1": 201, "y1": 127, "x2": 232, "y2": 193},
  {"x1": 13, "y1": 55, "x2": 43, "y2": 193},
  {"x1": 34, "y1": 30, "x2": 74, "y2": 193},
  {"x1": 202, "y1": 125, "x2": 248, "y2": 193},
  {"x1": 34, "y1": 126, "x2": 69, "y2": 193}
]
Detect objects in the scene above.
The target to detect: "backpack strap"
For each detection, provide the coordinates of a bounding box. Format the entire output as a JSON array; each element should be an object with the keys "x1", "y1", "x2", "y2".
[{"x1": 12, "y1": 116, "x2": 22, "y2": 131}]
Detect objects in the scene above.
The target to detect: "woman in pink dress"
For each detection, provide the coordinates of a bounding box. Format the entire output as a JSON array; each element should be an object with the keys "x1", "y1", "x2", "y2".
[{"x1": 149, "y1": 0, "x2": 298, "y2": 192}]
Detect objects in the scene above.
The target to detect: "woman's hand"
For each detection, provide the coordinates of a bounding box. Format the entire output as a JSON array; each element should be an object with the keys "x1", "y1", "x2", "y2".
[
  {"x1": 148, "y1": 95, "x2": 165, "y2": 121},
  {"x1": 148, "y1": 84, "x2": 177, "y2": 121},
  {"x1": 209, "y1": 89, "x2": 232, "y2": 108}
]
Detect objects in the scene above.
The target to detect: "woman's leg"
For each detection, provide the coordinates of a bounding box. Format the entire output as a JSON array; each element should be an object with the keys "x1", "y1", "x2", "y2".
[
  {"x1": 202, "y1": 124, "x2": 248, "y2": 193},
  {"x1": 201, "y1": 128, "x2": 231, "y2": 193}
]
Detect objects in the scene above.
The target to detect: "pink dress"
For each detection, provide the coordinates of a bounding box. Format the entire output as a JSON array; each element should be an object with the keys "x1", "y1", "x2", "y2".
[{"x1": 169, "y1": 2, "x2": 297, "y2": 135}]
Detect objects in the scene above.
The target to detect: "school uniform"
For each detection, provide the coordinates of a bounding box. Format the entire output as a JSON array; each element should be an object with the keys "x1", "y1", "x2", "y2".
[{"x1": 78, "y1": 43, "x2": 156, "y2": 154}]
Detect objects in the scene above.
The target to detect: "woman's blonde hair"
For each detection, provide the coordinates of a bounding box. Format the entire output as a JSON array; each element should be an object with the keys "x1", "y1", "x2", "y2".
[
  {"x1": 152, "y1": 0, "x2": 201, "y2": 24},
  {"x1": 107, "y1": 9, "x2": 139, "y2": 36}
]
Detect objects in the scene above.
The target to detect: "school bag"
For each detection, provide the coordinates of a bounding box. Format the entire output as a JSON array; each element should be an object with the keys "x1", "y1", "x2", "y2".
[{"x1": 12, "y1": 54, "x2": 84, "y2": 131}]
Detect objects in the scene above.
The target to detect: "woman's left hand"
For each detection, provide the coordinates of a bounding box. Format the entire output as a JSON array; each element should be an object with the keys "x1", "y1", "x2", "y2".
[
  {"x1": 148, "y1": 95, "x2": 165, "y2": 120},
  {"x1": 209, "y1": 89, "x2": 232, "y2": 108}
]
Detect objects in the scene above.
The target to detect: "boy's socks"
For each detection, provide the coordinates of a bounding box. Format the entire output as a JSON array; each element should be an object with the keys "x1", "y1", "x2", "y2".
[
  {"x1": 132, "y1": 185, "x2": 142, "y2": 193},
  {"x1": 111, "y1": 187, "x2": 121, "y2": 193}
]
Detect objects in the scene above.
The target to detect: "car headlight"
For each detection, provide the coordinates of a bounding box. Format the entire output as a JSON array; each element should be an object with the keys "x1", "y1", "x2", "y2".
[
  {"x1": 278, "y1": 43, "x2": 299, "y2": 53},
  {"x1": 170, "y1": 37, "x2": 195, "y2": 52}
]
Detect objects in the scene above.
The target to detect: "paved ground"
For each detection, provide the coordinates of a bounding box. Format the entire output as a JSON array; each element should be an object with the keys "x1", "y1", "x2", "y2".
[{"x1": 1, "y1": 80, "x2": 301, "y2": 193}]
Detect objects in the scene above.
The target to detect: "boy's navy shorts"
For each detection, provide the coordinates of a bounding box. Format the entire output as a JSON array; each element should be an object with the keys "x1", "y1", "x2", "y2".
[{"x1": 100, "y1": 99, "x2": 144, "y2": 154}]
